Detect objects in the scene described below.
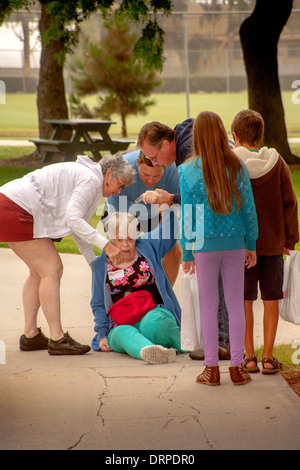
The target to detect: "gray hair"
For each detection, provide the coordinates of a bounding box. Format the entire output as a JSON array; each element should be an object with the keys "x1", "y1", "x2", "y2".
[
  {"x1": 104, "y1": 212, "x2": 140, "y2": 240},
  {"x1": 99, "y1": 153, "x2": 136, "y2": 185}
]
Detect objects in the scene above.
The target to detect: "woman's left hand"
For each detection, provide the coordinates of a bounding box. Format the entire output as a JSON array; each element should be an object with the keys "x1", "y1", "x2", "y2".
[
  {"x1": 141, "y1": 190, "x2": 160, "y2": 204},
  {"x1": 99, "y1": 337, "x2": 112, "y2": 352},
  {"x1": 182, "y1": 260, "x2": 195, "y2": 274},
  {"x1": 104, "y1": 241, "x2": 124, "y2": 265}
]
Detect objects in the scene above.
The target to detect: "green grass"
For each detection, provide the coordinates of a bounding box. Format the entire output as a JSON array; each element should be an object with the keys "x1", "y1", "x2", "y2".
[
  {"x1": 0, "y1": 94, "x2": 39, "y2": 136},
  {"x1": 290, "y1": 171, "x2": 300, "y2": 251},
  {"x1": 0, "y1": 146, "x2": 35, "y2": 161},
  {"x1": 52, "y1": 212, "x2": 102, "y2": 256},
  {"x1": 0, "y1": 90, "x2": 299, "y2": 253},
  {"x1": 255, "y1": 343, "x2": 300, "y2": 372},
  {"x1": 0, "y1": 166, "x2": 34, "y2": 186},
  {"x1": 69, "y1": 91, "x2": 300, "y2": 136},
  {"x1": 1, "y1": 91, "x2": 300, "y2": 137}
]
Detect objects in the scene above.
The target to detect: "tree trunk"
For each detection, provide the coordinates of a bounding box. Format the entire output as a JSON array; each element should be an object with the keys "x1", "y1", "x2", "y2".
[
  {"x1": 239, "y1": 0, "x2": 299, "y2": 164},
  {"x1": 21, "y1": 17, "x2": 30, "y2": 77},
  {"x1": 37, "y1": 4, "x2": 69, "y2": 139},
  {"x1": 120, "y1": 110, "x2": 127, "y2": 138}
]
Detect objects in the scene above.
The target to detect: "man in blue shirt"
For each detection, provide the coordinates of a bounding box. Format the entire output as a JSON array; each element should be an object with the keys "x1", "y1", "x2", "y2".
[{"x1": 106, "y1": 149, "x2": 182, "y2": 286}]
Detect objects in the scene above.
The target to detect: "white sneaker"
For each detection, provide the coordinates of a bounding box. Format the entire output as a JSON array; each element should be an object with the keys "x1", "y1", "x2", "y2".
[{"x1": 140, "y1": 345, "x2": 176, "y2": 364}]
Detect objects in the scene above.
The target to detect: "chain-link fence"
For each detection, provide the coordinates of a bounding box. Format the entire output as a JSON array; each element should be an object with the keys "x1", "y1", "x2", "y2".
[{"x1": 0, "y1": 9, "x2": 299, "y2": 94}]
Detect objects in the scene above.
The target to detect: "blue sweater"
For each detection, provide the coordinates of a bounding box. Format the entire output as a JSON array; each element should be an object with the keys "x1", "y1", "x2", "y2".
[
  {"x1": 90, "y1": 209, "x2": 181, "y2": 351},
  {"x1": 179, "y1": 158, "x2": 258, "y2": 261}
]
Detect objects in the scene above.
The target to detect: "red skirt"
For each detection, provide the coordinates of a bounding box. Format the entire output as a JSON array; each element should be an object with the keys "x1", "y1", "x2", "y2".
[{"x1": 0, "y1": 193, "x2": 34, "y2": 242}]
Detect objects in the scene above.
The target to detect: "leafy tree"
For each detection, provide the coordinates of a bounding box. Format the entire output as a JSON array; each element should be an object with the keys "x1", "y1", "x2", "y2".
[
  {"x1": 0, "y1": 1, "x2": 172, "y2": 139},
  {"x1": 240, "y1": 0, "x2": 299, "y2": 163},
  {"x1": 71, "y1": 16, "x2": 160, "y2": 137}
]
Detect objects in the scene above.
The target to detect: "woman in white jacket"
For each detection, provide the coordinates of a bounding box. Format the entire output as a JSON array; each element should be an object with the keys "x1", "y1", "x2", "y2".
[{"x1": 0, "y1": 154, "x2": 135, "y2": 355}]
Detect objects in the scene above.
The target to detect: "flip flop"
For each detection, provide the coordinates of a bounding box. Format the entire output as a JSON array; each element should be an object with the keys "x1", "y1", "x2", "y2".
[{"x1": 262, "y1": 356, "x2": 284, "y2": 375}]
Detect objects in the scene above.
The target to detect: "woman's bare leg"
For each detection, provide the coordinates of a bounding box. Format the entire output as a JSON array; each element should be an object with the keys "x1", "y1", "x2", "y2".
[
  {"x1": 22, "y1": 268, "x2": 41, "y2": 338},
  {"x1": 8, "y1": 239, "x2": 64, "y2": 341}
]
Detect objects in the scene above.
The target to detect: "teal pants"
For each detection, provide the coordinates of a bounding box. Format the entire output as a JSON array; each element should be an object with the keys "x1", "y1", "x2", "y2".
[{"x1": 107, "y1": 307, "x2": 184, "y2": 360}]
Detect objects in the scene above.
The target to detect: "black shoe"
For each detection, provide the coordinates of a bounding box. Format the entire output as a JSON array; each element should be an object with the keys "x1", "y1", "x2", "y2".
[
  {"x1": 218, "y1": 345, "x2": 231, "y2": 360},
  {"x1": 189, "y1": 349, "x2": 205, "y2": 360},
  {"x1": 48, "y1": 332, "x2": 91, "y2": 356},
  {"x1": 19, "y1": 328, "x2": 49, "y2": 351},
  {"x1": 189, "y1": 346, "x2": 231, "y2": 361}
]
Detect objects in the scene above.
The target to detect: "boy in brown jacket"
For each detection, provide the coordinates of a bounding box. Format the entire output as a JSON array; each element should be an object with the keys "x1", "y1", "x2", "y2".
[{"x1": 231, "y1": 109, "x2": 299, "y2": 374}]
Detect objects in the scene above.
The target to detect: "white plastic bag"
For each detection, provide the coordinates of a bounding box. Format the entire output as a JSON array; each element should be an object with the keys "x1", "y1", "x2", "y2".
[
  {"x1": 279, "y1": 251, "x2": 300, "y2": 325},
  {"x1": 180, "y1": 272, "x2": 204, "y2": 351}
]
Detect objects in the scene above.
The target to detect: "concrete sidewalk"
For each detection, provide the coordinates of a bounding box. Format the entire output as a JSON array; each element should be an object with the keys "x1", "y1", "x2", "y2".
[{"x1": 0, "y1": 248, "x2": 299, "y2": 451}]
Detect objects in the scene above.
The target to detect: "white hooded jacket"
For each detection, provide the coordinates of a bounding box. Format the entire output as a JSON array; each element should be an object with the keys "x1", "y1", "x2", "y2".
[{"x1": 233, "y1": 146, "x2": 279, "y2": 179}]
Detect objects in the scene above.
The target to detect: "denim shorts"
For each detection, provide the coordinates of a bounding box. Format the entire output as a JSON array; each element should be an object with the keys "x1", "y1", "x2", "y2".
[{"x1": 244, "y1": 254, "x2": 284, "y2": 301}]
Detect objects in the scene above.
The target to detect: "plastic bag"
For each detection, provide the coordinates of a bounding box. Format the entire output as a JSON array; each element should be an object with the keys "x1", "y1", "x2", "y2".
[
  {"x1": 279, "y1": 251, "x2": 300, "y2": 325},
  {"x1": 180, "y1": 272, "x2": 204, "y2": 351}
]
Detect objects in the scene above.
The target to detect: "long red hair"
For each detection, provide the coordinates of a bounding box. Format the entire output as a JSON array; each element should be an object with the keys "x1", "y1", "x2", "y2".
[{"x1": 191, "y1": 111, "x2": 244, "y2": 215}]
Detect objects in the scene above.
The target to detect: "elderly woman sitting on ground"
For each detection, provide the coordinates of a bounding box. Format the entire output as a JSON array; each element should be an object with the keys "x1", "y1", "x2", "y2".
[{"x1": 90, "y1": 209, "x2": 184, "y2": 364}]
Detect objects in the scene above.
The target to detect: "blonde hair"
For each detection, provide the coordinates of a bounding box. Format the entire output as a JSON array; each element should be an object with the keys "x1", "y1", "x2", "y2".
[{"x1": 191, "y1": 111, "x2": 244, "y2": 215}]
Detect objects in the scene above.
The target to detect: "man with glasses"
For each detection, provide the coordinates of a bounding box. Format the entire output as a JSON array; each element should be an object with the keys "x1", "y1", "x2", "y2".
[{"x1": 137, "y1": 118, "x2": 194, "y2": 206}]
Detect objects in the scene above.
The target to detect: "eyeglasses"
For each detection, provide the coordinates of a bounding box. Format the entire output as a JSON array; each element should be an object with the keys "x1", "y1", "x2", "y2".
[
  {"x1": 145, "y1": 153, "x2": 158, "y2": 163},
  {"x1": 142, "y1": 144, "x2": 162, "y2": 166},
  {"x1": 115, "y1": 176, "x2": 125, "y2": 190},
  {"x1": 144, "y1": 153, "x2": 161, "y2": 167}
]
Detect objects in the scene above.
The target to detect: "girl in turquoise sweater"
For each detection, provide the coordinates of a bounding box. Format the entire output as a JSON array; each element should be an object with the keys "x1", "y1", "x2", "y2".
[{"x1": 179, "y1": 111, "x2": 258, "y2": 386}]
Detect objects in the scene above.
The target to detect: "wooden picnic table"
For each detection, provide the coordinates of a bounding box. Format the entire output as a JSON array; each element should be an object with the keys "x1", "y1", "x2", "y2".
[{"x1": 30, "y1": 119, "x2": 135, "y2": 163}]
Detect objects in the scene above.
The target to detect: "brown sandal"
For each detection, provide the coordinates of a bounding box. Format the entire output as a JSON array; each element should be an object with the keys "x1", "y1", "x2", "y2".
[
  {"x1": 229, "y1": 365, "x2": 252, "y2": 385},
  {"x1": 261, "y1": 357, "x2": 284, "y2": 375},
  {"x1": 243, "y1": 355, "x2": 260, "y2": 373},
  {"x1": 196, "y1": 366, "x2": 220, "y2": 386}
]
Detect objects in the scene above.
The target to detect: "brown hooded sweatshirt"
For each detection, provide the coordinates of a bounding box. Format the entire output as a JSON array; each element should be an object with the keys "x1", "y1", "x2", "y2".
[{"x1": 234, "y1": 146, "x2": 299, "y2": 255}]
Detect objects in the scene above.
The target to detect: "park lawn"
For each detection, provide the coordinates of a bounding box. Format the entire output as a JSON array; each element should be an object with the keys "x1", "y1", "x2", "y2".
[
  {"x1": 1, "y1": 91, "x2": 300, "y2": 137},
  {"x1": 0, "y1": 146, "x2": 35, "y2": 161},
  {"x1": 0, "y1": 94, "x2": 39, "y2": 137}
]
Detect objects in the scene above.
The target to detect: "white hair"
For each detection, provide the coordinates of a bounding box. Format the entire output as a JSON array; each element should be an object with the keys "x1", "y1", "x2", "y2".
[
  {"x1": 104, "y1": 212, "x2": 140, "y2": 240},
  {"x1": 99, "y1": 153, "x2": 136, "y2": 186}
]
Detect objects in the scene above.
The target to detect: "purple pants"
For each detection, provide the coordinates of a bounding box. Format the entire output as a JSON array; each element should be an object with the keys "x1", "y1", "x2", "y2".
[{"x1": 194, "y1": 249, "x2": 245, "y2": 367}]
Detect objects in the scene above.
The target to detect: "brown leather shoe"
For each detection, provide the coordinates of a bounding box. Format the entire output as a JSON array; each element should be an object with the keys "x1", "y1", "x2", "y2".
[
  {"x1": 196, "y1": 366, "x2": 220, "y2": 386},
  {"x1": 229, "y1": 365, "x2": 252, "y2": 385},
  {"x1": 19, "y1": 327, "x2": 49, "y2": 351},
  {"x1": 48, "y1": 332, "x2": 90, "y2": 355}
]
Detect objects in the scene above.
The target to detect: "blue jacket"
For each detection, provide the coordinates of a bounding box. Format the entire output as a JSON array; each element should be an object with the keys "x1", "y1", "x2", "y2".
[
  {"x1": 90, "y1": 209, "x2": 181, "y2": 351},
  {"x1": 179, "y1": 158, "x2": 258, "y2": 261}
]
